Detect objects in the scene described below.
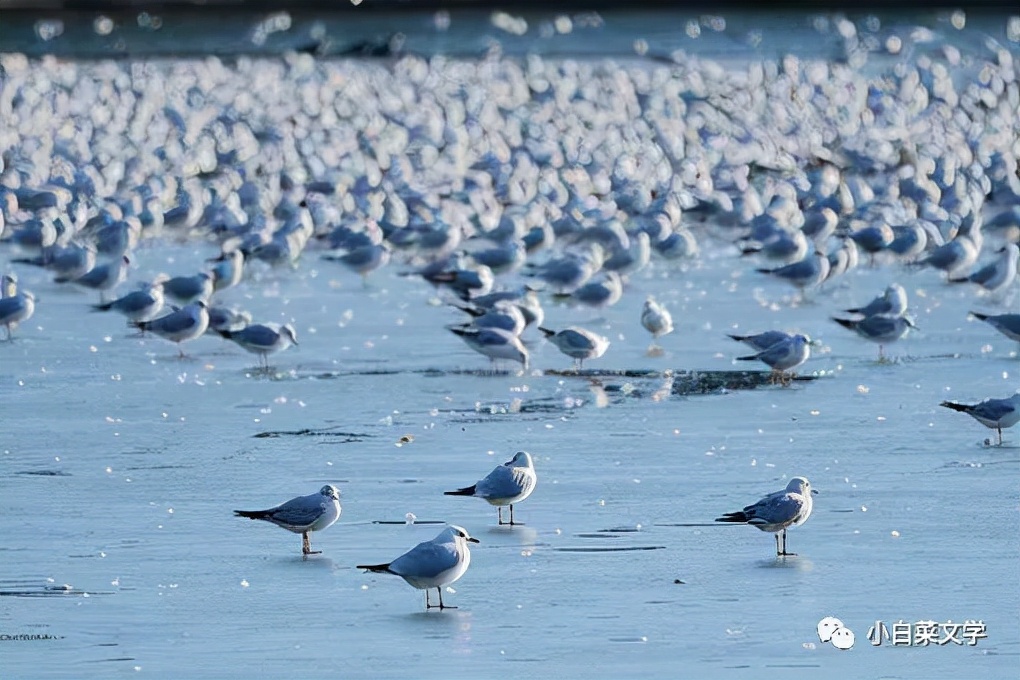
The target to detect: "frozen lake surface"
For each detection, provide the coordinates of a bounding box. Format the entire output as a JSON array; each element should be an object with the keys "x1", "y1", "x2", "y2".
[{"x1": 1, "y1": 7, "x2": 1019, "y2": 680}]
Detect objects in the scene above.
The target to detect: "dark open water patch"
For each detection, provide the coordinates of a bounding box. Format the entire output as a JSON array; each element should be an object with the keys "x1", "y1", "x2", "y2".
[
  {"x1": 553, "y1": 545, "x2": 666, "y2": 553},
  {"x1": 0, "y1": 579, "x2": 112, "y2": 598},
  {"x1": 13, "y1": 470, "x2": 71, "y2": 477},
  {"x1": 252, "y1": 427, "x2": 371, "y2": 439}
]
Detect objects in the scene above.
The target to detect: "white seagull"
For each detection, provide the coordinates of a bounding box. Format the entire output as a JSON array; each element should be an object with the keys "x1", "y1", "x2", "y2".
[
  {"x1": 716, "y1": 477, "x2": 817, "y2": 556},
  {"x1": 539, "y1": 326, "x2": 610, "y2": 370},
  {"x1": 217, "y1": 322, "x2": 298, "y2": 370},
  {"x1": 735, "y1": 333, "x2": 811, "y2": 383},
  {"x1": 136, "y1": 301, "x2": 210, "y2": 357},
  {"x1": 939, "y1": 393, "x2": 1020, "y2": 446},
  {"x1": 357, "y1": 525, "x2": 479, "y2": 610},
  {"x1": 234, "y1": 485, "x2": 342, "y2": 555},
  {"x1": 831, "y1": 314, "x2": 915, "y2": 360},
  {"x1": 641, "y1": 296, "x2": 674, "y2": 340},
  {"x1": 0, "y1": 274, "x2": 35, "y2": 341},
  {"x1": 449, "y1": 326, "x2": 529, "y2": 371},
  {"x1": 444, "y1": 451, "x2": 537, "y2": 525}
]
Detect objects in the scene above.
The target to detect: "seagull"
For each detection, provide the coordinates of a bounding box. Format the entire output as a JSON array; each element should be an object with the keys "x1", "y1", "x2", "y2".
[
  {"x1": 136, "y1": 301, "x2": 210, "y2": 357},
  {"x1": 756, "y1": 252, "x2": 830, "y2": 297},
  {"x1": 568, "y1": 271, "x2": 623, "y2": 308},
  {"x1": 217, "y1": 322, "x2": 298, "y2": 370},
  {"x1": 0, "y1": 275, "x2": 35, "y2": 341},
  {"x1": 322, "y1": 242, "x2": 391, "y2": 283},
  {"x1": 444, "y1": 451, "x2": 537, "y2": 525},
  {"x1": 727, "y1": 330, "x2": 792, "y2": 353},
  {"x1": 831, "y1": 315, "x2": 915, "y2": 360},
  {"x1": 715, "y1": 477, "x2": 817, "y2": 556},
  {"x1": 206, "y1": 305, "x2": 252, "y2": 334},
  {"x1": 970, "y1": 312, "x2": 1020, "y2": 342},
  {"x1": 641, "y1": 296, "x2": 674, "y2": 340},
  {"x1": 735, "y1": 333, "x2": 811, "y2": 384},
  {"x1": 92, "y1": 280, "x2": 165, "y2": 324},
  {"x1": 67, "y1": 255, "x2": 131, "y2": 302},
  {"x1": 209, "y1": 248, "x2": 246, "y2": 292},
  {"x1": 949, "y1": 244, "x2": 1019, "y2": 294},
  {"x1": 11, "y1": 241, "x2": 97, "y2": 281},
  {"x1": 162, "y1": 271, "x2": 213, "y2": 304},
  {"x1": 939, "y1": 393, "x2": 1020, "y2": 445},
  {"x1": 449, "y1": 326, "x2": 529, "y2": 371},
  {"x1": 451, "y1": 301, "x2": 526, "y2": 336},
  {"x1": 357, "y1": 525, "x2": 479, "y2": 610},
  {"x1": 843, "y1": 284, "x2": 908, "y2": 318},
  {"x1": 234, "y1": 485, "x2": 341, "y2": 555},
  {"x1": 539, "y1": 326, "x2": 610, "y2": 370}
]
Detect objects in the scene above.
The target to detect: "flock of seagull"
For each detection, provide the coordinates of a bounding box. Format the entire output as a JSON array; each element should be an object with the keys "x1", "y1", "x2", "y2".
[
  {"x1": 2, "y1": 17, "x2": 1020, "y2": 609},
  {"x1": 234, "y1": 451, "x2": 536, "y2": 609}
]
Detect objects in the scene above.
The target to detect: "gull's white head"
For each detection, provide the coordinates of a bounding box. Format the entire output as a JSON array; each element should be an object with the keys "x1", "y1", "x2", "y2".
[
  {"x1": 787, "y1": 477, "x2": 816, "y2": 495},
  {"x1": 507, "y1": 451, "x2": 534, "y2": 468},
  {"x1": 319, "y1": 484, "x2": 340, "y2": 501},
  {"x1": 444, "y1": 525, "x2": 480, "y2": 544}
]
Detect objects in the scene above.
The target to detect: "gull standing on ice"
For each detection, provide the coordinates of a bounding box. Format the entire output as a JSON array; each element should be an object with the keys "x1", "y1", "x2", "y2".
[
  {"x1": 735, "y1": 333, "x2": 811, "y2": 384},
  {"x1": 843, "y1": 284, "x2": 908, "y2": 318},
  {"x1": 448, "y1": 326, "x2": 529, "y2": 371},
  {"x1": 0, "y1": 274, "x2": 35, "y2": 341},
  {"x1": 539, "y1": 326, "x2": 610, "y2": 370},
  {"x1": 831, "y1": 315, "x2": 915, "y2": 360},
  {"x1": 68, "y1": 255, "x2": 130, "y2": 302},
  {"x1": 939, "y1": 393, "x2": 1020, "y2": 445},
  {"x1": 217, "y1": 322, "x2": 298, "y2": 369},
  {"x1": 727, "y1": 330, "x2": 792, "y2": 352},
  {"x1": 444, "y1": 451, "x2": 537, "y2": 525},
  {"x1": 136, "y1": 301, "x2": 210, "y2": 357},
  {"x1": 641, "y1": 296, "x2": 674, "y2": 340},
  {"x1": 92, "y1": 280, "x2": 165, "y2": 324},
  {"x1": 234, "y1": 484, "x2": 341, "y2": 555},
  {"x1": 357, "y1": 525, "x2": 479, "y2": 610},
  {"x1": 949, "y1": 244, "x2": 1019, "y2": 294},
  {"x1": 716, "y1": 477, "x2": 817, "y2": 556}
]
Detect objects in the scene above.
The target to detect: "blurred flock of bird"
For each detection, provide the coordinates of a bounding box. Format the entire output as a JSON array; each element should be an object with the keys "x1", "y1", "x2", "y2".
[{"x1": 1, "y1": 12, "x2": 1020, "y2": 606}]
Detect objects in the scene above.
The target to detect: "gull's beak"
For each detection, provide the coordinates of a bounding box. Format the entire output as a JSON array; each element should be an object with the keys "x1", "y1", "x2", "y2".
[
  {"x1": 811, "y1": 489, "x2": 819, "y2": 495},
  {"x1": 467, "y1": 537, "x2": 480, "y2": 544}
]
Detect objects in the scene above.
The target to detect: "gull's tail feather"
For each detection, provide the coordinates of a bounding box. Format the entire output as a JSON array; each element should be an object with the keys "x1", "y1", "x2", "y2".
[
  {"x1": 969, "y1": 311, "x2": 989, "y2": 321},
  {"x1": 92, "y1": 301, "x2": 114, "y2": 312},
  {"x1": 727, "y1": 334, "x2": 748, "y2": 342},
  {"x1": 831, "y1": 317, "x2": 855, "y2": 330},
  {"x1": 939, "y1": 401, "x2": 969, "y2": 413},
  {"x1": 755, "y1": 267, "x2": 776, "y2": 274},
  {"x1": 538, "y1": 327, "x2": 555, "y2": 338},
  {"x1": 356, "y1": 562, "x2": 394, "y2": 573},
  {"x1": 10, "y1": 256, "x2": 44, "y2": 267},
  {"x1": 735, "y1": 354, "x2": 758, "y2": 362},
  {"x1": 234, "y1": 509, "x2": 271, "y2": 520},
  {"x1": 715, "y1": 511, "x2": 750, "y2": 523},
  {"x1": 444, "y1": 485, "x2": 476, "y2": 497},
  {"x1": 843, "y1": 306, "x2": 865, "y2": 314},
  {"x1": 450, "y1": 302, "x2": 482, "y2": 317},
  {"x1": 216, "y1": 329, "x2": 236, "y2": 340}
]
